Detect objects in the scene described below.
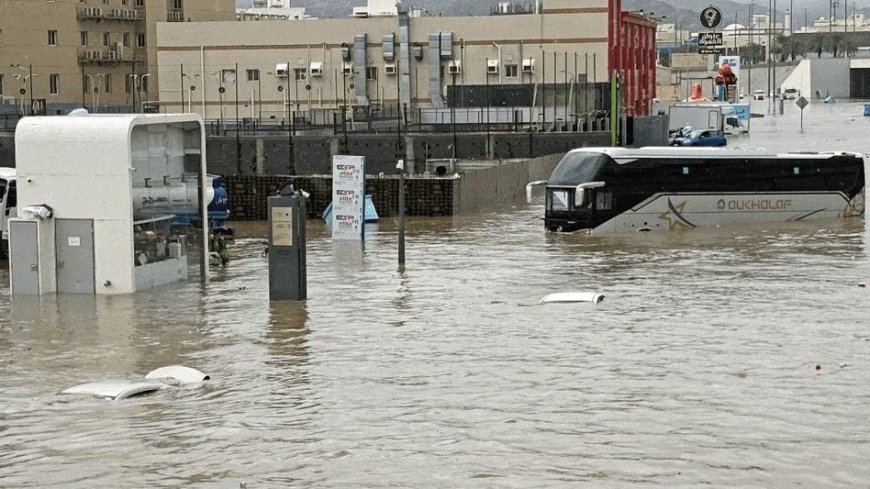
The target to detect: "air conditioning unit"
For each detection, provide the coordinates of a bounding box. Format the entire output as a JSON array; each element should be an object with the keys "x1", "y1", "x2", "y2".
[
  {"x1": 275, "y1": 63, "x2": 289, "y2": 78},
  {"x1": 448, "y1": 60, "x2": 461, "y2": 74},
  {"x1": 487, "y1": 59, "x2": 499, "y2": 74},
  {"x1": 342, "y1": 62, "x2": 353, "y2": 75},
  {"x1": 384, "y1": 63, "x2": 396, "y2": 75},
  {"x1": 309, "y1": 62, "x2": 323, "y2": 77},
  {"x1": 522, "y1": 58, "x2": 535, "y2": 73}
]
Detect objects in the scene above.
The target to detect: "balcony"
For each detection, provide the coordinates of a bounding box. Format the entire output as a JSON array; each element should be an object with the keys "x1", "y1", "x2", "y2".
[
  {"x1": 167, "y1": 9, "x2": 184, "y2": 22},
  {"x1": 78, "y1": 6, "x2": 144, "y2": 22},
  {"x1": 77, "y1": 47, "x2": 146, "y2": 64}
]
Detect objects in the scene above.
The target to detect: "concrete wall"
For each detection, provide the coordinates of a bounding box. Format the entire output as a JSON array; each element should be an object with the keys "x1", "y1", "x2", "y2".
[
  {"x1": 454, "y1": 154, "x2": 562, "y2": 214},
  {"x1": 224, "y1": 153, "x2": 565, "y2": 220},
  {"x1": 810, "y1": 58, "x2": 851, "y2": 99}
]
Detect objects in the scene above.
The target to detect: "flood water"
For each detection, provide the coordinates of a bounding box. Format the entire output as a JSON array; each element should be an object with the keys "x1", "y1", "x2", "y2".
[{"x1": 3, "y1": 101, "x2": 870, "y2": 488}]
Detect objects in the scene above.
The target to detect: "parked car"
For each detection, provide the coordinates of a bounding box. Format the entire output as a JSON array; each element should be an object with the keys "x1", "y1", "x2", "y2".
[
  {"x1": 679, "y1": 129, "x2": 727, "y2": 147},
  {"x1": 782, "y1": 88, "x2": 799, "y2": 100},
  {"x1": 753, "y1": 89, "x2": 765, "y2": 100}
]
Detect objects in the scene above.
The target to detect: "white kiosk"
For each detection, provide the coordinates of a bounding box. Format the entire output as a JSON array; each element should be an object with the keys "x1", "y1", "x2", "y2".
[{"x1": 10, "y1": 113, "x2": 209, "y2": 295}]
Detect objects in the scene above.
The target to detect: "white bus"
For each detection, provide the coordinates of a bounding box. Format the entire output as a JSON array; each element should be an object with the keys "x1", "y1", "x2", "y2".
[{"x1": 528, "y1": 147, "x2": 866, "y2": 233}]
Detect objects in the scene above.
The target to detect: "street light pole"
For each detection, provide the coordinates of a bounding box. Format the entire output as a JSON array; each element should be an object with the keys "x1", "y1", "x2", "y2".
[
  {"x1": 235, "y1": 62, "x2": 240, "y2": 174},
  {"x1": 140, "y1": 73, "x2": 151, "y2": 113},
  {"x1": 28, "y1": 64, "x2": 33, "y2": 115}
]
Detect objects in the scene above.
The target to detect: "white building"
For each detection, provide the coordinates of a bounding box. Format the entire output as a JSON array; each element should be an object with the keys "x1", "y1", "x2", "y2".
[
  {"x1": 353, "y1": 0, "x2": 400, "y2": 18},
  {"x1": 238, "y1": 0, "x2": 311, "y2": 21}
]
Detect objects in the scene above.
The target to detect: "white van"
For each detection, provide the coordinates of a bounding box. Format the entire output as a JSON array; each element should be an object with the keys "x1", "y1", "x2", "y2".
[{"x1": 0, "y1": 167, "x2": 16, "y2": 258}]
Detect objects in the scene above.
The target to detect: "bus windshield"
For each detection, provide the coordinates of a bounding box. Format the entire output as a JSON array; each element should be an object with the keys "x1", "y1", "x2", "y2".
[
  {"x1": 548, "y1": 189, "x2": 571, "y2": 211},
  {"x1": 548, "y1": 151, "x2": 611, "y2": 186}
]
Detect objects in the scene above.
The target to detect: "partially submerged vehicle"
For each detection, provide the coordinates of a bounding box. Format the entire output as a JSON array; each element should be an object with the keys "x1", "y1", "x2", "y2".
[{"x1": 527, "y1": 147, "x2": 865, "y2": 233}]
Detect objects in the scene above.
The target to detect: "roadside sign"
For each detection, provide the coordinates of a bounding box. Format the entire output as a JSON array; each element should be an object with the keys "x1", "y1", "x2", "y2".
[
  {"x1": 698, "y1": 32, "x2": 723, "y2": 46},
  {"x1": 700, "y1": 6, "x2": 723, "y2": 29},
  {"x1": 698, "y1": 48, "x2": 722, "y2": 55},
  {"x1": 796, "y1": 96, "x2": 808, "y2": 133}
]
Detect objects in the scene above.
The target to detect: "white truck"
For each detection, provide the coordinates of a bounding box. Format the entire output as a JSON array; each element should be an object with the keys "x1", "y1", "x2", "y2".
[
  {"x1": 658, "y1": 102, "x2": 748, "y2": 136},
  {"x1": 0, "y1": 167, "x2": 16, "y2": 259}
]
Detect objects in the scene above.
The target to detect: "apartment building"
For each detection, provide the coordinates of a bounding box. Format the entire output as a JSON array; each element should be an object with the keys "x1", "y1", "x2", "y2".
[
  {"x1": 156, "y1": 0, "x2": 657, "y2": 122},
  {"x1": 0, "y1": 0, "x2": 235, "y2": 115}
]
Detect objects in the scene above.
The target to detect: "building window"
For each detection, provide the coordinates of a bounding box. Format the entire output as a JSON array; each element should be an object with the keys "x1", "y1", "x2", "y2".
[
  {"x1": 221, "y1": 69, "x2": 236, "y2": 83},
  {"x1": 103, "y1": 32, "x2": 110, "y2": 46},
  {"x1": 122, "y1": 32, "x2": 130, "y2": 47},
  {"x1": 104, "y1": 73, "x2": 112, "y2": 93},
  {"x1": 136, "y1": 33, "x2": 146, "y2": 47},
  {"x1": 135, "y1": 0, "x2": 143, "y2": 6},
  {"x1": 366, "y1": 67, "x2": 377, "y2": 81},
  {"x1": 50, "y1": 74, "x2": 60, "y2": 95},
  {"x1": 0, "y1": 74, "x2": 4, "y2": 96},
  {"x1": 172, "y1": 0, "x2": 182, "y2": 9},
  {"x1": 246, "y1": 69, "x2": 259, "y2": 82},
  {"x1": 121, "y1": 0, "x2": 128, "y2": 4},
  {"x1": 294, "y1": 68, "x2": 306, "y2": 81},
  {"x1": 505, "y1": 64, "x2": 518, "y2": 78},
  {"x1": 48, "y1": 30, "x2": 58, "y2": 46},
  {"x1": 80, "y1": 31, "x2": 88, "y2": 46}
]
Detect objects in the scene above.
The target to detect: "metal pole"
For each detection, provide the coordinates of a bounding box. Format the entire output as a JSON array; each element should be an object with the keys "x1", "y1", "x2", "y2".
[
  {"x1": 398, "y1": 161, "x2": 405, "y2": 267},
  {"x1": 81, "y1": 64, "x2": 86, "y2": 109},
  {"x1": 773, "y1": 0, "x2": 777, "y2": 110},
  {"x1": 485, "y1": 57, "x2": 490, "y2": 157},
  {"x1": 287, "y1": 60, "x2": 294, "y2": 174},
  {"x1": 451, "y1": 71, "x2": 457, "y2": 159},
  {"x1": 28, "y1": 65, "x2": 33, "y2": 116},
  {"x1": 235, "y1": 62, "x2": 241, "y2": 174},
  {"x1": 180, "y1": 64, "x2": 185, "y2": 114}
]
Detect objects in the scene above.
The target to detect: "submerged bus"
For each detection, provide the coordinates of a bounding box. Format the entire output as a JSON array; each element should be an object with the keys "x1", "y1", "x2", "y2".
[{"x1": 527, "y1": 147, "x2": 866, "y2": 233}]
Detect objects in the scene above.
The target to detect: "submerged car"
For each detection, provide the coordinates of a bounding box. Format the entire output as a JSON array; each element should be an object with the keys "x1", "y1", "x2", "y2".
[{"x1": 679, "y1": 129, "x2": 727, "y2": 147}]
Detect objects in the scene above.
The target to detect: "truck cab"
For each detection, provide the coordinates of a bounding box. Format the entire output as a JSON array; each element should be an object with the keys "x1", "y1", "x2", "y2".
[{"x1": 0, "y1": 168, "x2": 16, "y2": 258}]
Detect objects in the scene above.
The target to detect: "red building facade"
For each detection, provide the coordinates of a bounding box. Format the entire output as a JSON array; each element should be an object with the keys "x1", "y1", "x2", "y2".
[{"x1": 608, "y1": 0, "x2": 657, "y2": 116}]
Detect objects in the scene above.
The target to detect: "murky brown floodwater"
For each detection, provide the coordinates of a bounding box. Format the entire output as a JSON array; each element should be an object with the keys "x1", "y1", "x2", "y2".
[{"x1": 2, "y1": 101, "x2": 870, "y2": 488}]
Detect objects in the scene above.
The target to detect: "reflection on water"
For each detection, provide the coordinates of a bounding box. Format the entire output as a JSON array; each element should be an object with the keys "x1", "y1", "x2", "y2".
[{"x1": 2, "y1": 104, "x2": 870, "y2": 487}]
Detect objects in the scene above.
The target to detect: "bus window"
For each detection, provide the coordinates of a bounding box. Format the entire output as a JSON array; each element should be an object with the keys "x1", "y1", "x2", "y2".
[{"x1": 596, "y1": 191, "x2": 613, "y2": 210}]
